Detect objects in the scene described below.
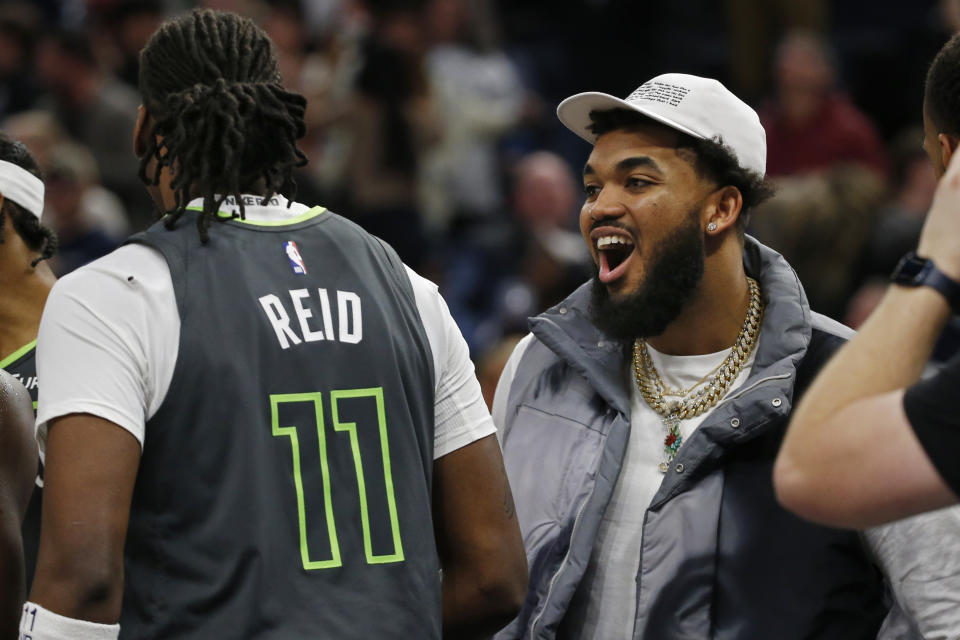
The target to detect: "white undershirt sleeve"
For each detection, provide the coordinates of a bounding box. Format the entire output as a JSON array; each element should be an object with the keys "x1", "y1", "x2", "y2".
[
  {"x1": 35, "y1": 245, "x2": 180, "y2": 455},
  {"x1": 404, "y1": 266, "x2": 496, "y2": 459}
]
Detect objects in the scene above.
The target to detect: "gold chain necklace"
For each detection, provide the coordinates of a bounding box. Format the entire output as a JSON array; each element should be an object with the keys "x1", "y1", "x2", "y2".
[
  {"x1": 632, "y1": 276, "x2": 764, "y2": 472},
  {"x1": 656, "y1": 358, "x2": 727, "y2": 397}
]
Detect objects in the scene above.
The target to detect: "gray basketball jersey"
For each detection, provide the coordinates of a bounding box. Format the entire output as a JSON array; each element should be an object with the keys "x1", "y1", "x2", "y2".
[{"x1": 121, "y1": 206, "x2": 439, "y2": 638}]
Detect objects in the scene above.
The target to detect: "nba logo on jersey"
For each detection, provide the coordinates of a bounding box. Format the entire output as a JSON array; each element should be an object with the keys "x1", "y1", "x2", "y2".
[{"x1": 284, "y1": 241, "x2": 307, "y2": 275}]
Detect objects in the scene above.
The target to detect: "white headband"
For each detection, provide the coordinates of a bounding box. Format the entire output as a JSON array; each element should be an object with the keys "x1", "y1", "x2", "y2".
[{"x1": 0, "y1": 159, "x2": 44, "y2": 220}]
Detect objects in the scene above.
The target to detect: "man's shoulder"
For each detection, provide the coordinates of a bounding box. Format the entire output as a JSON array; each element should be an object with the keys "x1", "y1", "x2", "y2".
[{"x1": 53, "y1": 243, "x2": 169, "y2": 294}]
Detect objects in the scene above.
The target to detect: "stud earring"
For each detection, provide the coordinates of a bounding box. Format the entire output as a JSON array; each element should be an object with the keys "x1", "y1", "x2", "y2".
[{"x1": 707, "y1": 222, "x2": 718, "y2": 232}]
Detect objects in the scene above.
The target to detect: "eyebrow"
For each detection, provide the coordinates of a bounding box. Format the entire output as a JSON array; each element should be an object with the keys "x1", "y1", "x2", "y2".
[{"x1": 582, "y1": 155, "x2": 663, "y2": 177}]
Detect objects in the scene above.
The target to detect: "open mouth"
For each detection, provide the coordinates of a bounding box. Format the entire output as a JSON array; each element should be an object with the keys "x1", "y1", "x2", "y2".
[{"x1": 595, "y1": 234, "x2": 636, "y2": 284}]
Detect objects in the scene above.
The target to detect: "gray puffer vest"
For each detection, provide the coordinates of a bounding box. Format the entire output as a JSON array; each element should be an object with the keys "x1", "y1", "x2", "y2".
[{"x1": 495, "y1": 238, "x2": 888, "y2": 639}]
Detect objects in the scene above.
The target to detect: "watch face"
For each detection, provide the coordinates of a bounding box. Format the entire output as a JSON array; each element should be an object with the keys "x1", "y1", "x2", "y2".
[{"x1": 893, "y1": 253, "x2": 930, "y2": 284}]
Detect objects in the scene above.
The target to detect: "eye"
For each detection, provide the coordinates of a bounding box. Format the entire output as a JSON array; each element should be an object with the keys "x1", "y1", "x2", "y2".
[
  {"x1": 626, "y1": 176, "x2": 652, "y2": 189},
  {"x1": 583, "y1": 184, "x2": 601, "y2": 199}
]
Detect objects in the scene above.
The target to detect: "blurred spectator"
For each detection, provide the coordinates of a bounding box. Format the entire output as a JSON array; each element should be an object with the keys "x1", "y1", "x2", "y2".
[
  {"x1": 510, "y1": 150, "x2": 590, "y2": 305},
  {"x1": 760, "y1": 30, "x2": 887, "y2": 178},
  {"x1": 0, "y1": 5, "x2": 41, "y2": 120},
  {"x1": 846, "y1": 125, "x2": 955, "y2": 359},
  {"x1": 444, "y1": 150, "x2": 589, "y2": 354},
  {"x1": 3, "y1": 110, "x2": 130, "y2": 241},
  {"x1": 91, "y1": 1, "x2": 164, "y2": 89},
  {"x1": 862, "y1": 126, "x2": 939, "y2": 277},
  {"x1": 259, "y1": 0, "x2": 335, "y2": 208},
  {"x1": 294, "y1": 1, "x2": 368, "y2": 209},
  {"x1": 342, "y1": 2, "x2": 439, "y2": 268},
  {"x1": 34, "y1": 27, "x2": 149, "y2": 228},
  {"x1": 724, "y1": 0, "x2": 826, "y2": 102},
  {"x1": 420, "y1": 0, "x2": 524, "y2": 234},
  {"x1": 1, "y1": 110, "x2": 67, "y2": 172},
  {"x1": 749, "y1": 164, "x2": 886, "y2": 320},
  {"x1": 43, "y1": 142, "x2": 122, "y2": 275}
]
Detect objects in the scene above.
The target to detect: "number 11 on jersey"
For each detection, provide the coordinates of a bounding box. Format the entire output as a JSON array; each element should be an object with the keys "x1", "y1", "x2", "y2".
[{"x1": 269, "y1": 388, "x2": 405, "y2": 570}]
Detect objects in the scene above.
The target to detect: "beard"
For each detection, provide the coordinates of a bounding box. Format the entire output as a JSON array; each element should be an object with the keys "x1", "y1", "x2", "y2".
[{"x1": 588, "y1": 210, "x2": 705, "y2": 342}]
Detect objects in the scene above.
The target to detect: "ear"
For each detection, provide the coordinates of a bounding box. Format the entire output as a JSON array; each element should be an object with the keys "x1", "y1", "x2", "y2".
[
  {"x1": 133, "y1": 105, "x2": 150, "y2": 158},
  {"x1": 704, "y1": 186, "x2": 743, "y2": 235},
  {"x1": 938, "y1": 132, "x2": 958, "y2": 171}
]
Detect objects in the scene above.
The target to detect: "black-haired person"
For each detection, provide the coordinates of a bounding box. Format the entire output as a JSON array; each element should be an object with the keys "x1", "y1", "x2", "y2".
[
  {"x1": 0, "y1": 133, "x2": 57, "y2": 390},
  {"x1": 777, "y1": 33, "x2": 960, "y2": 527},
  {"x1": 493, "y1": 73, "x2": 960, "y2": 638},
  {"x1": 0, "y1": 132, "x2": 56, "y2": 596},
  {"x1": 23, "y1": 9, "x2": 525, "y2": 640},
  {"x1": 0, "y1": 370, "x2": 36, "y2": 639}
]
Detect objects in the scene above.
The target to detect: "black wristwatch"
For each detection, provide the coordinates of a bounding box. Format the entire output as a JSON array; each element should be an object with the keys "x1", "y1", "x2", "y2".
[{"x1": 890, "y1": 251, "x2": 960, "y2": 313}]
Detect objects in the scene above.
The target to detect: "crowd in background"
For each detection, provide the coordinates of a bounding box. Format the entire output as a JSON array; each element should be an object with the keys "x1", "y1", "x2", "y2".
[{"x1": 1, "y1": 0, "x2": 956, "y2": 400}]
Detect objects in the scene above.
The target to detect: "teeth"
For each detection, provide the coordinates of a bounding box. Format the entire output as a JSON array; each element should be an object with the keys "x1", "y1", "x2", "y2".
[{"x1": 596, "y1": 235, "x2": 634, "y2": 249}]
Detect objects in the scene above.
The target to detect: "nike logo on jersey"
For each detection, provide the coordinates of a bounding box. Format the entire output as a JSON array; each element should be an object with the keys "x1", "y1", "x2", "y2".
[{"x1": 258, "y1": 288, "x2": 362, "y2": 348}]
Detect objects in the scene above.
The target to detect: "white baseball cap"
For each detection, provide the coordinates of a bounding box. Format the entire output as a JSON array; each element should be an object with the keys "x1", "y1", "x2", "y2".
[{"x1": 556, "y1": 73, "x2": 767, "y2": 176}]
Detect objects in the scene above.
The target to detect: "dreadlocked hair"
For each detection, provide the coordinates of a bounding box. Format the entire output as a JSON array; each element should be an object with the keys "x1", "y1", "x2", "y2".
[
  {"x1": 137, "y1": 9, "x2": 308, "y2": 242},
  {"x1": 0, "y1": 133, "x2": 57, "y2": 267}
]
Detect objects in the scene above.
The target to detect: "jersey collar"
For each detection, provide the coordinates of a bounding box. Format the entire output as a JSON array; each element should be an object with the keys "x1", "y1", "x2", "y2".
[{"x1": 185, "y1": 194, "x2": 312, "y2": 223}]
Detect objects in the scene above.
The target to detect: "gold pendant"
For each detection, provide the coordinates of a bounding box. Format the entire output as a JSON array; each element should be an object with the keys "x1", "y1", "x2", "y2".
[{"x1": 659, "y1": 462, "x2": 669, "y2": 473}]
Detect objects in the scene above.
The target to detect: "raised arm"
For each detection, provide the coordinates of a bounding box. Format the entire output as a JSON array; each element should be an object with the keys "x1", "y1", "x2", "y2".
[
  {"x1": 434, "y1": 434, "x2": 527, "y2": 638},
  {"x1": 774, "y1": 152, "x2": 960, "y2": 528},
  {"x1": 0, "y1": 372, "x2": 37, "y2": 638}
]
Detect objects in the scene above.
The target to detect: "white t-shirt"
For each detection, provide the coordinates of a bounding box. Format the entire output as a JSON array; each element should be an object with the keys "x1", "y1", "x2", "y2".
[
  {"x1": 35, "y1": 196, "x2": 495, "y2": 459},
  {"x1": 568, "y1": 341, "x2": 756, "y2": 638}
]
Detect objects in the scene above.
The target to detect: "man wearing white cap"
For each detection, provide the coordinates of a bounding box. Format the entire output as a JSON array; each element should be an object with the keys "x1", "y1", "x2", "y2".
[
  {"x1": 492, "y1": 74, "x2": 960, "y2": 638},
  {"x1": 0, "y1": 132, "x2": 52, "y2": 636}
]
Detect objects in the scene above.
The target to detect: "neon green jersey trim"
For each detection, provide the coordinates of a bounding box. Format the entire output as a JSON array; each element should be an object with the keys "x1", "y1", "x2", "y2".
[
  {"x1": 0, "y1": 339, "x2": 37, "y2": 370},
  {"x1": 184, "y1": 205, "x2": 326, "y2": 227}
]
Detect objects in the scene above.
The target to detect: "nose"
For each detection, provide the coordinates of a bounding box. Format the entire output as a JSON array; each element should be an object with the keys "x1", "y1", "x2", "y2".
[{"x1": 585, "y1": 187, "x2": 626, "y2": 223}]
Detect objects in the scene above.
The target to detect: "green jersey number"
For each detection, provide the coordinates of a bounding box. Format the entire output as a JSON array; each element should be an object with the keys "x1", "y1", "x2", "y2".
[{"x1": 270, "y1": 388, "x2": 404, "y2": 570}]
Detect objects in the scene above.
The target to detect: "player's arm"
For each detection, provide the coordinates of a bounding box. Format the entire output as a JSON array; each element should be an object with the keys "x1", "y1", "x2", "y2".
[
  {"x1": 28, "y1": 414, "x2": 139, "y2": 626},
  {"x1": 0, "y1": 373, "x2": 37, "y2": 638},
  {"x1": 434, "y1": 434, "x2": 527, "y2": 639},
  {"x1": 774, "y1": 151, "x2": 960, "y2": 528},
  {"x1": 407, "y1": 267, "x2": 527, "y2": 638},
  {"x1": 18, "y1": 248, "x2": 168, "y2": 638}
]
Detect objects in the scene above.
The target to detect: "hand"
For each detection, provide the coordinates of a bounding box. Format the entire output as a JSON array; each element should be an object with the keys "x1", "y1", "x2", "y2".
[{"x1": 918, "y1": 149, "x2": 960, "y2": 280}]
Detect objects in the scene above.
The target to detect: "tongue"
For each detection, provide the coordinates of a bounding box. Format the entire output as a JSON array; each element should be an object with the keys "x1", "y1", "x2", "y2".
[
  {"x1": 598, "y1": 247, "x2": 635, "y2": 284},
  {"x1": 598, "y1": 250, "x2": 613, "y2": 281}
]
